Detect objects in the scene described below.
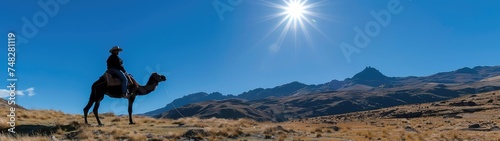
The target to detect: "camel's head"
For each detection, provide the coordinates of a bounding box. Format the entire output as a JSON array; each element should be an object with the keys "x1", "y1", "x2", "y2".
[{"x1": 152, "y1": 72, "x2": 167, "y2": 82}]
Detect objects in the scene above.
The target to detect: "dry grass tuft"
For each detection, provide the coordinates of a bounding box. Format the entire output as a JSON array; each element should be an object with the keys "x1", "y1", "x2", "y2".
[
  {"x1": 110, "y1": 117, "x2": 121, "y2": 122},
  {"x1": 101, "y1": 112, "x2": 115, "y2": 117},
  {"x1": 127, "y1": 132, "x2": 147, "y2": 141},
  {"x1": 0, "y1": 118, "x2": 11, "y2": 129},
  {"x1": 0, "y1": 134, "x2": 51, "y2": 141}
]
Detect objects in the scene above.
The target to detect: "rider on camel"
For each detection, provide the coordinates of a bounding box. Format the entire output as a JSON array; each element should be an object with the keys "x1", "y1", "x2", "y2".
[{"x1": 107, "y1": 46, "x2": 130, "y2": 98}]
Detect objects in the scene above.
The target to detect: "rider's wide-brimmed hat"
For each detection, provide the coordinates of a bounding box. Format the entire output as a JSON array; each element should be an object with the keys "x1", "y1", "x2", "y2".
[{"x1": 109, "y1": 46, "x2": 123, "y2": 53}]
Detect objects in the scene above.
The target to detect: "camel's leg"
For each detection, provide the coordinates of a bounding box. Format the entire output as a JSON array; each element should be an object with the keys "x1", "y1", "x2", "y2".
[
  {"x1": 93, "y1": 100, "x2": 104, "y2": 126},
  {"x1": 83, "y1": 97, "x2": 94, "y2": 125},
  {"x1": 128, "y1": 96, "x2": 136, "y2": 124}
]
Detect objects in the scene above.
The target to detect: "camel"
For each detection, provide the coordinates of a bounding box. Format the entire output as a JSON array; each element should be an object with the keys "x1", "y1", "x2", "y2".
[{"x1": 84, "y1": 72, "x2": 166, "y2": 125}]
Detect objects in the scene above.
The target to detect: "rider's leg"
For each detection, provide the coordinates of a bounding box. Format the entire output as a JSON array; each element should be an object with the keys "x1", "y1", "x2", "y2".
[{"x1": 109, "y1": 68, "x2": 128, "y2": 95}]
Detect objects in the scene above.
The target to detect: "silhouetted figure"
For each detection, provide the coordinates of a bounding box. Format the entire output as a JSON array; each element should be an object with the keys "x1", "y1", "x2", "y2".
[
  {"x1": 83, "y1": 72, "x2": 167, "y2": 125},
  {"x1": 107, "y1": 46, "x2": 129, "y2": 98}
]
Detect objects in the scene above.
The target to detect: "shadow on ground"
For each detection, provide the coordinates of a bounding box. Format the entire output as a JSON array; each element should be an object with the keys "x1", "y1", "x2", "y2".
[{"x1": 1, "y1": 121, "x2": 82, "y2": 139}]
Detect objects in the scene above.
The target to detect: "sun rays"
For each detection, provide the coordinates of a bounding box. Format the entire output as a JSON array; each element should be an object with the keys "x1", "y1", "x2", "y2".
[{"x1": 260, "y1": 0, "x2": 326, "y2": 53}]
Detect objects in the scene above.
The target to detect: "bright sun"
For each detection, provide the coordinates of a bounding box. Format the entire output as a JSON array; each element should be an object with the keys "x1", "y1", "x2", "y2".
[
  {"x1": 286, "y1": 1, "x2": 305, "y2": 19},
  {"x1": 260, "y1": 0, "x2": 325, "y2": 52}
]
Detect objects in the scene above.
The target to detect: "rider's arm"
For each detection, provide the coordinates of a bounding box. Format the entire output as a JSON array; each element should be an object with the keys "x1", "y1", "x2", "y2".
[{"x1": 118, "y1": 57, "x2": 126, "y2": 73}]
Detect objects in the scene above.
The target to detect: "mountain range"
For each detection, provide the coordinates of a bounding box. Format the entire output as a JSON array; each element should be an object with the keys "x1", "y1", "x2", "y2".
[{"x1": 143, "y1": 66, "x2": 500, "y2": 121}]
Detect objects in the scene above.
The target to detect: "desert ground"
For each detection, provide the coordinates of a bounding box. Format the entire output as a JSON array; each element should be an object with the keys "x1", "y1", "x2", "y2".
[{"x1": 1, "y1": 91, "x2": 500, "y2": 141}]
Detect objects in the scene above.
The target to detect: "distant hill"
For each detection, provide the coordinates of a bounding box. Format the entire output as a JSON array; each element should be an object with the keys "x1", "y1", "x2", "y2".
[
  {"x1": 349, "y1": 66, "x2": 391, "y2": 87},
  {"x1": 161, "y1": 99, "x2": 273, "y2": 121},
  {"x1": 143, "y1": 81, "x2": 310, "y2": 116},
  {"x1": 143, "y1": 92, "x2": 231, "y2": 116},
  {"x1": 238, "y1": 81, "x2": 309, "y2": 100},
  {"x1": 158, "y1": 85, "x2": 500, "y2": 121},
  {"x1": 0, "y1": 98, "x2": 26, "y2": 110},
  {"x1": 147, "y1": 66, "x2": 500, "y2": 121},
  {"x1": 306, "y1": 90, "x2": 500, "y2": 123}
]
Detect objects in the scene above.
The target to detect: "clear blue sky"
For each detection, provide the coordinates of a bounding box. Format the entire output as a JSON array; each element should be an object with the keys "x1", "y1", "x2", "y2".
[{"x1": 1, "y1": 0, "x2": 499, "y2": 115}]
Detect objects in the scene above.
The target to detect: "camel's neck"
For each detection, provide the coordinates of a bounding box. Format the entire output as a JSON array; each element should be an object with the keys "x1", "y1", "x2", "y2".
[{"x1": 135, "y1": 78, "x2": 159, "y2": 95}]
